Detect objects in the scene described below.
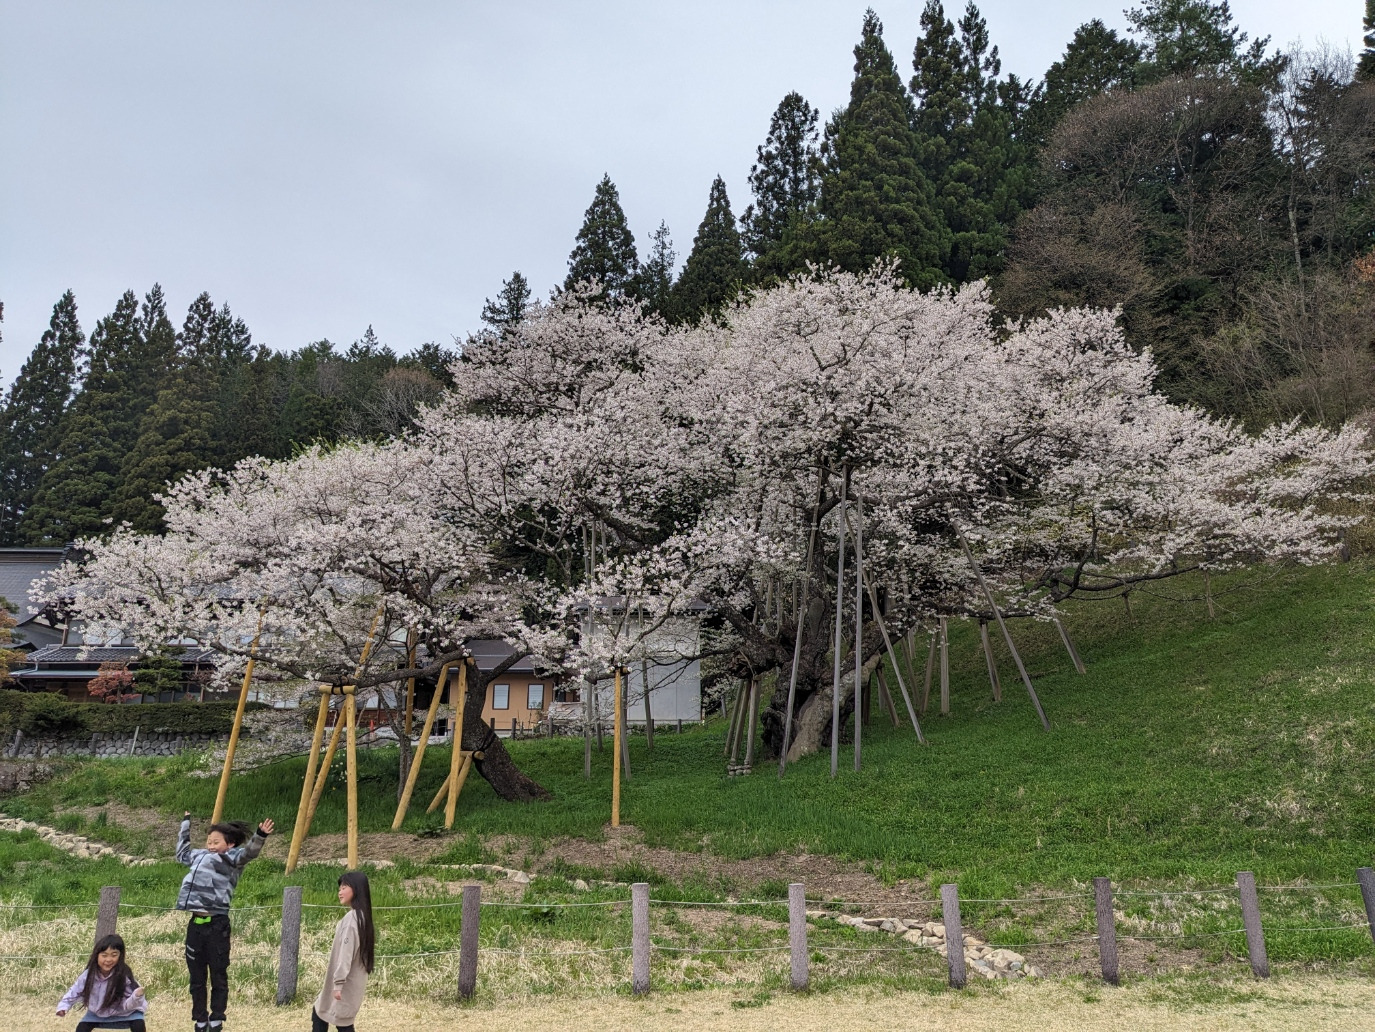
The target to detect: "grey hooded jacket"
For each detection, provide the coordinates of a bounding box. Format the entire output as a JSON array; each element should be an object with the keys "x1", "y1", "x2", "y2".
[{"x1": 175, "y1": 817, "x2": 268, "y2": 915}]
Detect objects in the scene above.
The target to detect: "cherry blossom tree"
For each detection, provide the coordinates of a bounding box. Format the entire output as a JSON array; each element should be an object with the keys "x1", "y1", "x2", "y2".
[{"x1": 40, "y1": 268, "x2": 1373, "y2": 798}]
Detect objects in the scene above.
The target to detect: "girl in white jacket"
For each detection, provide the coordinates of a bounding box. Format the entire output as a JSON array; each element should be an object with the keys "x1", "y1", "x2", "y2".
[{"x1": 312, "y1": 870, "x2": 375, "y2": 1032}]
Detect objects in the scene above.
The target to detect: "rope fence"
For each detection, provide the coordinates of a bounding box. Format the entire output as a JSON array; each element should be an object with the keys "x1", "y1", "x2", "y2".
[{"x1": 1, "y1": 867, "x2": 1373, "y2": 999}]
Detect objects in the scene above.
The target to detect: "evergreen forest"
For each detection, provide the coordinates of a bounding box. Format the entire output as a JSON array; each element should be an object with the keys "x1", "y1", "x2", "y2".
[{"x1": 4, "y1": 0, "x2": 1375, "y2": 545}]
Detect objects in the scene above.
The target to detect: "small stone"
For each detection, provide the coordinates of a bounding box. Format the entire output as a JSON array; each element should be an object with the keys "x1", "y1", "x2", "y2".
[
  {"x1": 509, "y1": 870, "x2": 531, "y2": 884},
  {"x1": 879, "y1": 919, "x2": 900, "y2": 933},
  {"x1": 574, "y1": 879, "x2": 590, "y2": 891},
  {"x1": 901, "y1": 929, "x2": 923, "y2": 945}
]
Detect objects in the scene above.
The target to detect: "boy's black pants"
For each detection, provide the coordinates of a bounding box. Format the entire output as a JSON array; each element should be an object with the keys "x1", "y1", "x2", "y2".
[{"x1": 185, "y1": 913, "x2": 231, "y2": 1023}]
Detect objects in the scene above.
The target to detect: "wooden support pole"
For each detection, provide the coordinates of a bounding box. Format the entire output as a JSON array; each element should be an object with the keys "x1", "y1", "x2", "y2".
[
  {"x1": 788, "y1": 882, "x2": 808, "y2": 990},
  {"x1": 726, "y1": 679, "x2": 747, "y2": 763},
  {"x1": 584, "y1": 677, "x2": 593, "y2": 778},
  {"x1": 619, "y1": 676, "x2": 632, "y2": 782},
  {"x1": 853, "y1": 490, "x2": 864, "y2": 772},
  {"x1": 979, "y1": 620, "x2": 1002, "y2": 702},
  {"x1": 286, "y1": 690, "x2": 330, "y2": 873},
  {"x1": 941, "y1": 883, "x2": 966, "y2": 989},
  {"x1": 345, "y1": 686, "x2": 359, "y2": 869},
  {"x1": 444, "y1": 660, "x2": 470, "y2": 830},
  {"x1": 875, "y1": 668, "x2": 900, "y2": 727},
  {"x1": 958, "y1": 529, "x2": 1050, "y2": 731},
  {"x1": 403, "y1": 628, "x2": 418, "y2": 737},
  {"x1": 780, "y1": 475, "x2": 825, "y2": 777},
  {"x1": 303, "y1": 701, "x2": 345, "y2": 834},
  {"x1": 631, "y1": 881, "x2": 650, "y2": 996},
  {"x1": 1054, "y1": 616, "x2": 1087, "y2": 675},
  {"x1": 831, "y1": 469, "x2": 848, "y2": 780},
  {"x1": 1093, "y1": 877, "x2": 1119, "y2": 985},
  {"x1": 392, "y1": 662, "x2": 454, "y2": 830},
  {"x1": 939, "y1": 617, "x2": 950, "y2": 715},
  {"x1": 1236, "y1": 871, "x2": 1269, "y2": 978},
  {"x1": 743, "y1": 677, "x2": 759, "y2": 768},
  {"x1": 642, "y1": 658, "x2": 654, "y2": 753},
  {"x1": 921, "y1": 629, "x2": 936, "y2": 715},
  {"x1": 457, "y1": 883, "x2": 480, "y2": 1000},
  {"x1": 612, "y1": 666, "x2": 623, "y2": 827},
  {"x1": 864, "y1": 576, "x2": 924, "y2": 743},
  {"x1": 427, "y1": 770, "x2": 453, "y2": 814},
  {"x1": 1357, "y1": 867, "x2": 1375, "y2": 945},
  {"x1": 276, "y1": 885, "x2": 303, "y2": 1005},
  {"x1": 95, "y1": 885, "x2": 119, "y2": 943},
  {"x1": 213, "y1": 611, "x2": 264, "y2": 824}
]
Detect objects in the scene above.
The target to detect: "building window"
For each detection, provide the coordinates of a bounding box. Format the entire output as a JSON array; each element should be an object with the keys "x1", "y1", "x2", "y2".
[
  {"x1": 528, "y1": 683, "x2": 545, "y2": 709},
  {"x1": 492, "y1": 684, "x2": 510, "y2": 710}
]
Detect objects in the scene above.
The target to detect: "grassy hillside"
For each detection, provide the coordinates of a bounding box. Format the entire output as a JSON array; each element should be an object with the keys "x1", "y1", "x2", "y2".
[{"x1": 5, "y1": 563, "x2": 1374, "y2": 894}]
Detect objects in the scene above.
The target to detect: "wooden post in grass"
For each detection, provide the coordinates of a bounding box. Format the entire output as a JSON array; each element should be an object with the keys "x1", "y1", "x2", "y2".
[
  {"x1": 212, "y1": 609, "x2": 264, "y2": 824},
  {"x1": 444, "y1": 660, "x2": 471, "y2": 830},
  {"x1": 303, "y1": 695, "x2": 344, "y2": 833},
  {"x1": 940, "y1": 884, "x2": 966, "y2": 989},
  {"x1": 344, "y1": 685, "x2": 359, "y2": 868},
  {"x1": 1054, "y1": 616, "x2": 1086, "y2": 674},
  {"x1": 642, "y1": 658, "x2": 654, "y2": 753},
  {"x1": 612, "y1": 666, "x2": 624, "y2": 827},
  {"x1": 631, "y1": 882, "x2": 650, "y2": 995},
  {"x1": 276, "y1": 886, "x2": 302, "y2": 1004},
  {"x1": 1236, "y1": 871, "x2": 1269, "y2": 978},
  {"x1": 95, "y1": 885, "x2": 119, "y2": 943},
  {"x1": 788, "y1": 882, "x2": 808, "y2": 990},
  {"x1": 403, "y1": 628, "x2": 417, "y2": 738},
  {"x1": 392, "y1": 662, "x2": 454, "y2": 830},
  {"x1": 458, "y1": 884, "x2": 480, "y2": 999},
  {"x1": 921, "y1": 629, "x2": 936, "y2": 715},
  {"x1": 287, "y1": 689, "x2": 331, "y2": 873},
  {"x1": 1093, "y1": 877, "x2": 1119, "y2": 985},
  {"x1": 1357, "y1": 868, "x2": 1375, "y2": 945},
  {"x1": 619, "y1": 677, "x2": 632, "y2": 782}
]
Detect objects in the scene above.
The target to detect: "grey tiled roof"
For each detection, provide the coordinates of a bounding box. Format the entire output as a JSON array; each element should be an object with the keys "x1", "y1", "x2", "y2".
[
  {"x1": 0, "y1": 549, "x2": 66, "y2": 620},
  {"x1": 22, "y1": 644, "x2": 218, "y2": 667}
]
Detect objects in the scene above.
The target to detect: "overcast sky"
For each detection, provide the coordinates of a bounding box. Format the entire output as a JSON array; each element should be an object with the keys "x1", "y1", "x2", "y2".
[{"x1": 0, "y1": 1, "x2": 1361, "y2": 381}]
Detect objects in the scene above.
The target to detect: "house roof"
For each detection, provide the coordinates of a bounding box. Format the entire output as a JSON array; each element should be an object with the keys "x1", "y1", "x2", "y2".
[
  {"x1": 0, "y1": 548, "x2": 67, "y2": 622},
  {"x1": 463, "y1": 638, "x2": 539, "y2": 675},
  {"x1": 18, "y1": 644, "x2": 218, "y2": 668}
]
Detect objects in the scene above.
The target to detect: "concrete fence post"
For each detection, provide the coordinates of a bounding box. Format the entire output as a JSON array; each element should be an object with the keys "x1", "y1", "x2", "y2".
[
  {"x1": 458, "y1": 884, "x2": 480, "y2": 1000},
  {"x1": 1357, "y1": 868, "x2": 1375, "y2": 946},
  {"x1": 940, "y1": 883, "x2": 965, "y2": 989},
  {"x1": 788, "y1": 882, "x2": 808, "y2": 990},
  {"x1": 95, "y1": 886, "x2": 120, "y2": 943},
  {"x1": 1093, "y1": 877, "x2": 1119, "y2": 985},
  {"x1": 632, "y1": 882, "x2": 650, "y2": 995},
  {"x1": 276, "y1": 886, "x2": 303, "y2": 1005},
  {"x1": 1236, "y1": 871, "x2": 1269, "y2": 978}
]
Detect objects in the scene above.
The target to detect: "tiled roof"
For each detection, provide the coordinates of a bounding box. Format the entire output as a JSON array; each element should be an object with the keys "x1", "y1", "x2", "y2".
[
  {"x1": 0, "y1": 549, "x2": 66, "y2": 620},
  {"x1": 22, "y1": 645, "x2": 218, "y2": 666}
]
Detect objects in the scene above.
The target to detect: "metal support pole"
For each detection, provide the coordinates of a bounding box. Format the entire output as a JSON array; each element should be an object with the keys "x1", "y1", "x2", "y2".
[{"x1": 831, "y1": 470, "x2": 848, "y2": 779}]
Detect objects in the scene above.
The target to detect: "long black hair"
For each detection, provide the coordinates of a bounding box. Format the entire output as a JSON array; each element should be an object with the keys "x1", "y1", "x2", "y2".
[
  {"x1": 82, "y1": 934, "x2": 138, "y2": 1008},
  {"x1": 339, "y1": 870, "x2": 375, "y2": 973}
]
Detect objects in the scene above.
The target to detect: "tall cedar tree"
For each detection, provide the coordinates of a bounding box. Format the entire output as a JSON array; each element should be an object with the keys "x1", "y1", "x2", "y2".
[
  {"x1": 910, "y1": 1, "x2": 1033, "y2": 282},
  {"x1": 112, "y1": 293, "x2": 224, "y2": 532},
  {"x1": 0, "y1": 292, "x2": 84, "y2": 545},
  {"x1": 1025, "y1": 20, "x2": 1143, "y2": 143},
  {"x1": 636, "y1": 222, "x2": 677, "y2": 319},
  {"x1": 818, "y1": 11, "x2": 948, "y2": 289},
  {"x1": 22, "y1": 290, "x2": 145, "y2": 544},
  {"x1": 1362, "y1": 1, "x2": 1375, "y2": 81},
  {"x1": 671, "y1": 177, "x2": 749, "y2": 323},
  {"x1": 742, "y1": 92, "x2": 823, "y2": 281},
  {"x1": 565, "y1": 175, "x2": 639, "y2": 301},
  {"x1": 481, "y1": 272, "x2": 532, "y2": 331},
  {"x1": 1126, "y1": 0, "x2": 1286, "y2": 87}
]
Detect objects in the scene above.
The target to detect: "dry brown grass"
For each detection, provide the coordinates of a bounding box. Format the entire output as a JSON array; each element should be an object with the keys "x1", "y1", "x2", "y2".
[{"x1": 6, "y1": 978, "x2": 1375, "y2": 1031}]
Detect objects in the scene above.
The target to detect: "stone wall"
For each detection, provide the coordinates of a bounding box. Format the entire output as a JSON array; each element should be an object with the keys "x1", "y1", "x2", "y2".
[
  {"x1": 4, "y1": 729, "x2": 224, "y2": 760},
  {"x1": 0, "y1": 760, "x2": 54, "y2": 795}
]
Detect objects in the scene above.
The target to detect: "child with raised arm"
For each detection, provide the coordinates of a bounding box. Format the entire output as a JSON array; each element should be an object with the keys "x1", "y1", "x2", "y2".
[
  {"x1": 176, "y1": 810, "x2": 274, "y2": 1032},
  {"x1": 56, "y1": 933, "x2": 147, "y2": 1032}
]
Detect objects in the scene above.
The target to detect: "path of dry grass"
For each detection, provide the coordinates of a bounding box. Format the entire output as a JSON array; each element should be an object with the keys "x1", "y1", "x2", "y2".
[{"x1": 7, "y1": 978, "x2": 1375, "y2": 1032}]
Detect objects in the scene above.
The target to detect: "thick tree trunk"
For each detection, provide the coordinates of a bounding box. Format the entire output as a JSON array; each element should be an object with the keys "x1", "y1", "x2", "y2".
[{"x1": 464, "y1": 669, "x2": 551, "y2": 802}]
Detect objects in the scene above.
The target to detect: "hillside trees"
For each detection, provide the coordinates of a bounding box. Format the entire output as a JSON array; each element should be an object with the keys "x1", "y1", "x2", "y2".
[
  {"x1": 51, "y1": 270, "x2": 1372, "y2": 787},
  {"x1": 565, "y1": 175, "x2": 639, "y2": 301},
  {"x1": 742, "y1": 92, "x2": 823, "y2": 280},
  {"x1": 671, "y1": 176, "x2": 749, "y2": 323}
]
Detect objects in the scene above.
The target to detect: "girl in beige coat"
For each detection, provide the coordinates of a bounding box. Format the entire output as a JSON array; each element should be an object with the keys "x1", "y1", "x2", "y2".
[{"x1": 312, "y1": 871, "x2": 375, "y2": 1032}]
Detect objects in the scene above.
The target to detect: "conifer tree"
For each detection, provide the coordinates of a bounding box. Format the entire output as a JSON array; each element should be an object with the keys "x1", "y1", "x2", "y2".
[
  {"x1": 1026, "y1": 20, "x2": 1143, "y2": 141},
  {"x1": 565, "y1": 175, "x2": 639, "y2": 301},
  {"x1": 481, "y1": 271, "x2": 532, "y2": 331},
  {"x1": 1125, "y1": 0, "x2": 1286, "y2": 87},
  {"x1": 817, "y1": 10, "x2": 948, "y2": 289},
  {"x1": 671, "y1": 178, "x2": 748, "y2": 324},
  {"x1": 910, "y1": 1, "x2": 1032, "y2": 282},
  {"x1": 742, "y1": 92, "x2": 823, "y2": 280},
  {"x1": 1361, "y1": 1, "x2": 1375, "y2": 80},
  {"x1": 21, "y1": 290, "x2": 143, "y2": 544},
  {"x1": 0, "y1": 292, "x2": 84, "y2": 544},
  {"x1": 636, "y1": 222, "x2": 677, "y2": 319}
]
